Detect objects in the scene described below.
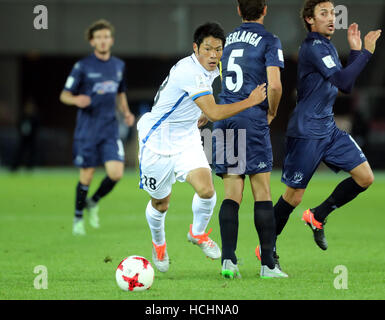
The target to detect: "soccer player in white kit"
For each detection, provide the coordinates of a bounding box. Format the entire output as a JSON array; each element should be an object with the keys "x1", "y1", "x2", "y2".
[{"x1": 137, "y1": 22, "x2": 267, "y2": 272}]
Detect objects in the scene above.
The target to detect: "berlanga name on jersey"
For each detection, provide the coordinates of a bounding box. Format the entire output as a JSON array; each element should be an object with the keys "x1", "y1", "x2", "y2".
[{"x1": 224, "y1": 31, "x2": 262, "y2": 48}]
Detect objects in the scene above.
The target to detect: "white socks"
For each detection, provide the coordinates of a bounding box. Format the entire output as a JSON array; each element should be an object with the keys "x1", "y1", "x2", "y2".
[
  {"x1": 145, "y1": 192, "x2": 216, "y2": 244},
  {"x1": 145, "y1": 201, "x2": 167, "y2": 245},
  {"x1": 191, "y1": 192, "x2": 217, "y2": 235}
]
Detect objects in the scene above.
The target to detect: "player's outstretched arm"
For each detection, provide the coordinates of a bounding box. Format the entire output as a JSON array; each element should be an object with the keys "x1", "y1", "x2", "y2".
[
  {"x1": 59, "y1": 90, "x2": 91, "y2": 108},
  {"x1": 194, "y1": 83, "x2": 266, "y2": 122},
  {"x1": 329, "y1": 29, "x2": 381, "y2": 93}
]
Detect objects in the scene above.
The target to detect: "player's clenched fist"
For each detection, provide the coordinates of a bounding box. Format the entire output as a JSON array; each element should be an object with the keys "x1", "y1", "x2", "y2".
[
  {"x1": 364, "y1": 29, "x2": 382, "y2": 54},
  {"x1": 248, "y1": 83, "x2": 267, "y2": 106},
  {"x1": 74, "y1": 95, "x2": 91, "y2": 108}
]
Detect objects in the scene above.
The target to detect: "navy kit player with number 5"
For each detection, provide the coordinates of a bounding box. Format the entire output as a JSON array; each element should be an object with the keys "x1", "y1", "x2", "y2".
[
  {"x1": 271, "y1": 1, "x2": 381, "y2": 254},
  {"x1": 60, "y1": 20, "x2": 135, "y2": 235},
  {"x1": 213, "y1": 0, "x2": 287, "y2": 279}
]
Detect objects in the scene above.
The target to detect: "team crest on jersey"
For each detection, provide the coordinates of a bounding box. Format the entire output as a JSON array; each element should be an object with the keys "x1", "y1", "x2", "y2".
[{"x1": 92, "y1": 80, "x2": 119, "y2": 94}]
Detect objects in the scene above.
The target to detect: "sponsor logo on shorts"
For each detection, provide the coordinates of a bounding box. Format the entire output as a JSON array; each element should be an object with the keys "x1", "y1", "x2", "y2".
[
  {"x1": 74, "y1": 155, "x2": 84, "y2": 166},
  {"x1": 283, "y1": 171, "x2": 304, "y2": 184},
  {"x1": 292, "y1": 171, "x2": 304, "y2": 184},
  {"x1": 282, "y1": 171, "x2": 303, "y2": 184},
  {"x1": 257, "y1": 162, "x2": 267, "y2": 169}
]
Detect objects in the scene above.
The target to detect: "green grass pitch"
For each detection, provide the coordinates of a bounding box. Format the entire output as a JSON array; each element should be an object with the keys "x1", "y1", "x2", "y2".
[{"x1": 1, "y1": 168, "x2": 384, "y2": 300}]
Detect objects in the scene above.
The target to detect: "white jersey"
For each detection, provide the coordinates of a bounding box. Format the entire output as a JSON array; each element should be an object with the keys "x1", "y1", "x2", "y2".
[{"x1": 137, "y1": 53, "x2": 219, "y2": 155}]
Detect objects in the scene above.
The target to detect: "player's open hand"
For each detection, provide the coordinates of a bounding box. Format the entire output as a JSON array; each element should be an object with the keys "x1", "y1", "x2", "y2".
[
  {"x1": 347, "y1": 23, "x2": 362, "y2": 51},
  {"x1": 249, "y1": 83, "x2": 267, "y2": 106},
  {"x1": 364, "y1": 29, "x2": 382, "y2": 53},
  {"x1": 75, "y1": 95, "x2": 91, "y2": 108}
]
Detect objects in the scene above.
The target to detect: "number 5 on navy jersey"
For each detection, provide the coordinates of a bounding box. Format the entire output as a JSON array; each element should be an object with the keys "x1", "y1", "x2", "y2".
[{"x1": 225, "y1": 49, "x2": 244, "y2": 92}]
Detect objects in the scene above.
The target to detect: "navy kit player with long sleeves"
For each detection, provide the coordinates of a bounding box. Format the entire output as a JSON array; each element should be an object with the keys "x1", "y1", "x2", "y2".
[
  {"x1": 273, "y1": 0, "x2": 381, "y2": 256},
  {"x1": 285, "y1": 32, "x2": 372, "y2": 140}
]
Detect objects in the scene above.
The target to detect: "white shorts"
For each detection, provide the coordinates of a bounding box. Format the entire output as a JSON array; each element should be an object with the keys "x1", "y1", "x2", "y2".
[{"x1": 138, "y1": 144, "x2": 210, "y2": 199}]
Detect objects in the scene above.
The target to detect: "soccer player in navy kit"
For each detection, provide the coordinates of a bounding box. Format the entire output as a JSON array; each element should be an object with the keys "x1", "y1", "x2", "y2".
[
  {"x1": 214, "y1": 0, "x2": 287, "y2": 278},
  {"x1": 272, "y1": 1, "x2": 381, "y2": 254},
  {"x1": 60, "y1": 20, "x2": 135, "y2": 235}
]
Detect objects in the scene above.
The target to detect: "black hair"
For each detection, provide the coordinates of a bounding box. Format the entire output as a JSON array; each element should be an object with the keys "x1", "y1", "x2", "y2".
[
  {"x1": 193, "y1": 22, "x2": 226, "y2": 48},
  {"x1": 237, "y1": 0, "x2": 266, "y2": 21}
]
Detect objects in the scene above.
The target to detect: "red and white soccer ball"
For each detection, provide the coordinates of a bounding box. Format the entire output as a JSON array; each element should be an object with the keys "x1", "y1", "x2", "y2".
[{"x1": 115, "y1": 255, "x2": 154, "y2": 292}]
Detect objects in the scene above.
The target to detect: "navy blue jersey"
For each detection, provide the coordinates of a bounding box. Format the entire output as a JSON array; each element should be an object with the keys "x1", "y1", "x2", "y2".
[
  {"x1": 219, "y1": 22, "x2": 284, "y2": 124},
  {"x1": 286, "y1": 32, "x2": 342, "y2": 138},
  {"x1": 64, "y1": 53, "x2": 126, "y2": 141}
]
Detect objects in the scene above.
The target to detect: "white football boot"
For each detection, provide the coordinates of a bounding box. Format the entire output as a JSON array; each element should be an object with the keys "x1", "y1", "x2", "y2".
[
  {"x1": 221, "y1": 259, "x2": 241, "y2": 279},
  {"x1": 72, "y1": 217, "x2": 86, "y2": 236},
  {"x1": 260, "y1": 265, "x2": 288, "y2": 278},
  {"x1": 152, "y1": 242, "x2": 169, "y2": 272},
  {"x1": 187, "y1": 224, "x2": 221, "y2": 260}
]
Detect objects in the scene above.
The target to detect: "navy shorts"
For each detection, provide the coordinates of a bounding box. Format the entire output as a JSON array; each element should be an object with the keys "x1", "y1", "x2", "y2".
[
  {"x1": 281, "y1": 128, "x2": 367, "y2": 189},
  {"x1": 72, "y1": 138, "x2": 125, "y2": 168},
  {"x1": 212, "y1": 116, "x2": 272, "y2": 177}
]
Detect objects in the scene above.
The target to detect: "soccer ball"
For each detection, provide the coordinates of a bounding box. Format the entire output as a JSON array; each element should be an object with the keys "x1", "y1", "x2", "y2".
[{"x1": 115, "y1": 255, "x2": 154, "y2": 291}]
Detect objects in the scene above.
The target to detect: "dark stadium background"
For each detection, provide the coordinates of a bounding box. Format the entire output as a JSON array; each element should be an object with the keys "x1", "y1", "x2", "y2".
[{"x1": 0, "y1": 0, "x2": 384, "y2": 169}]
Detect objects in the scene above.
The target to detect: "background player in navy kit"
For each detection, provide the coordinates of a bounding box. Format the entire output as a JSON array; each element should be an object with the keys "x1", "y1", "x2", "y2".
[
  {"x1": 272, "y1": 1, "x2": 381, "y2": 253},
  {"x1": 214, "y1": 0, "x2": 287, "y2": 278},
  {"x1": 60, "y1": 19, "x2": 135, "y2": 235}
]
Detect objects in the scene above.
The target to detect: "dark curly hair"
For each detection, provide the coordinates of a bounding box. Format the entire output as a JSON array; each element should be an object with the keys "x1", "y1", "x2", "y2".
[{"x1": 301, "y1": 0, "x2": 334, "y2": 32}]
